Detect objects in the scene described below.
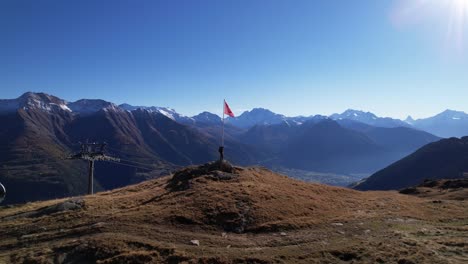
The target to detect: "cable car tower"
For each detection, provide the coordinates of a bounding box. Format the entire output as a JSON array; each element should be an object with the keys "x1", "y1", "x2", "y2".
[{"x1": 67, "y1": 142, "x2": 119, "y2": 195}]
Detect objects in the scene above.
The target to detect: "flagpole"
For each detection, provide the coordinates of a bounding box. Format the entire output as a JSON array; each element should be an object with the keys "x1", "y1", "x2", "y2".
[{"x1": 222, "y1": 99, "x2": 225, "y2": 147}]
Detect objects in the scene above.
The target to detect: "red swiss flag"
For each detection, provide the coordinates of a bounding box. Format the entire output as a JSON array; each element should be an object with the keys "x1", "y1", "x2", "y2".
[{"x1": 224, "y1": 100, "x2": 235, "y2": 117}]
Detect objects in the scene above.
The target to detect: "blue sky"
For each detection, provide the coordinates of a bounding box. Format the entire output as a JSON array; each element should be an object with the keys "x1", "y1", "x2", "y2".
[{"x1": 1, "y1": 0, "x2": 467, "y2": 119}]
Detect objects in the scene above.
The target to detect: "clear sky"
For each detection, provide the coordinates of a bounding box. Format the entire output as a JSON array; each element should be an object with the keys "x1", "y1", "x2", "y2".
[{"x1": 1, "y1": 0, "x2": 468, "y2": 119}]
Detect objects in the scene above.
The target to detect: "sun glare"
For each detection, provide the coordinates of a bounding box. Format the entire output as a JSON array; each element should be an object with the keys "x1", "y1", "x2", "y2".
[
  {"x1": 449, "y1": 0, "x2": 468, "y2": 48},
  {"x1": 393, "y1": 0, "x2": 468, "y2": 51}
]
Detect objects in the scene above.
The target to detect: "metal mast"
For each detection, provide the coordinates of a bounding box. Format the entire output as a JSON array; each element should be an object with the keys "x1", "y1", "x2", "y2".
[{"x1": 67, "y1": 142, "x2": 120, "y2": 195}]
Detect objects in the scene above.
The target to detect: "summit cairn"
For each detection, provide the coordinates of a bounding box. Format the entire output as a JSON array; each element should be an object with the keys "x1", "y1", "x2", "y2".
[{"x1": 167, "y1": 160, "x2": 239, "y2": 192}]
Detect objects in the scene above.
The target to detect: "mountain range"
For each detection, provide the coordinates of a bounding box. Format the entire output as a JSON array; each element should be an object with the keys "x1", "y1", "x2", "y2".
[
  {"x1": 405, "y1": 109, "x2": 468, "y2": 138},
  {"x1": 4, "y1": 92, "x2": 461, "y2": 138},
  {"x1": 330, "y1": 109, "x2": 411, "y2": 128},
  {"x1": 230, "y1": 108, "x2": 468, "y2": 138},
  {"x1": 0, "y1": 92, "x2": 465, "y2": 204},
  {"x1": 0, "y1": 92, "x2": 258, "y2": 204}
]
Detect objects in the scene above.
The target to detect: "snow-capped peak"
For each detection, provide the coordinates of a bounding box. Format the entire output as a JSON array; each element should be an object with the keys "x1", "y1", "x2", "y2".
[
  {"x1": 68, "y1": 99, "x2": 122, "y2": 114},
  {"x1": 156, "y1": 107, "x2": 177, "y2": 120},
  {"x1": 435, "y1": 109, "x2": 467, "y2": 120},
  {"x1": 330, "y1": 109, "x2": 377, "y2": 121},
  {"x1": 0, "y1": 92, "x2": 71, "y2": 113},
  {"x1": 119, "y1": 103, "x2": 194, "y2": 123},
  {"x1": 330, "y1": 109, "x2": 410, "y2": 128},
  {"x1": 226, "y1": 108, "x2": 288, "y2": 128},
  {"x1": 192, "y1": 111, "x2": 221, "y2": 121}
]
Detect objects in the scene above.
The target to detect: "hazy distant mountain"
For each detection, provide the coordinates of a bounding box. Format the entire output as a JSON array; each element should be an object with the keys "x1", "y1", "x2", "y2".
[
  {"x1": 408, "y1": 110, "x2": 468, "y2": 138},
  {"x1": 337, "y1": 119, "x2": 440, "y2": 153},
  {"x1": 117, "y1": 106, "x2": 468, "y2": 139},
  {"x1": 404, "y1": 115, "x2": 415, "y2": 124},
  {"x1": 289, "y1": 114, "x2": 328, "y2": 124},
  {"x1": 191, "y1": 111, "x2": 222, "y2": 125},
  {"x1": 243, "y1": 118, "x2": 439, "y2": 174},
  {"x1": 226, "y1": 108, "x2": 288, "y2": 128},
  {"x1": 226, "y1": 108, "x2": 468, "y2": 138},
  {"x1": 240, "y1": 116, "x2": 328, "y2": 151},
  {"x1": 280, "y1": 119, "x2": 388, "y2": 173},
  {"x1": 241, "y1": 121, "x2": 301, "y2": 154},
  {"x1": 330, "y1": 109, "x2": 410, "y2": 128},
  {"x1": 354, "y1": 137, "x2": 468, "y2": 191},
  {"x1": 225, "y1": 108, "x2": 321, "y2": 128}
]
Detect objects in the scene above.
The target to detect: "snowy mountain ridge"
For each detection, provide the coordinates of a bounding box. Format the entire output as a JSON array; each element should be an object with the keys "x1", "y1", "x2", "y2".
[{"x1": 1, "y1": 92, "x2": 468, "y2": 138}]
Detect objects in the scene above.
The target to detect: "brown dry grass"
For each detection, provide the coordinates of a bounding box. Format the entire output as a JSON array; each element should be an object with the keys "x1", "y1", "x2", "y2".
[{"x1": 0, "y1": 164, "x2": 467, "y2": 263}]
